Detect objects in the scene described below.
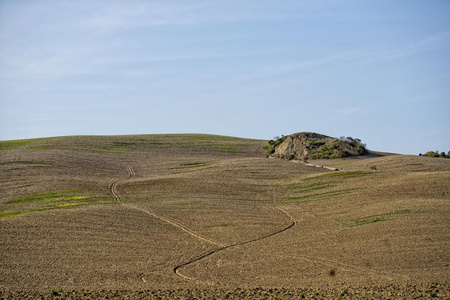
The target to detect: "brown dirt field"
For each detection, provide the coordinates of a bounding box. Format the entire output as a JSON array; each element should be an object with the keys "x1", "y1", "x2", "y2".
[{"x1": 1, "y1": 134, "x2": 449, "y2": 299}]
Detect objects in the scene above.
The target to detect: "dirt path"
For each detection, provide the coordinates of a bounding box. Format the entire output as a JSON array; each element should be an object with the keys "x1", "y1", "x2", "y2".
[
  {"x1": 173, "y1": 211, "x2": 295, "y2": 285},
  {"x1": 109, "y1": 167, "x2": 298, "y2": 286},
  {"x1": 171, "y1": 181, "x2": 297, "y2": 285},
  {"x1": 110, "y1": 167, "x2": 224, "y2": 247},
  {"x1": 110, "y1": 166, "x2": 410, "y2": 287}
]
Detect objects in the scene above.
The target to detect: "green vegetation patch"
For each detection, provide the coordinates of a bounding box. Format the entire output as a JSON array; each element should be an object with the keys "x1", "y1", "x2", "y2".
[
  {"x1": 420, "y1": 150, "x2": 450, "y2": 158},
  {"x1": 0, "y1": 211, "x2": 36, "y2": 218},
  {"x1": 216, "y1": 146, "x2": 243, "y2": 153},
  {"x1": 284, "y1": 188, "x2": 360, "y2": 204},
  {"x1": 292, "y1": 181, "x2": 333, "y2": 193},
  {"x1": 0, "y1": 139, "x2": 34, "y2": 150},
  {"x1": 181, "y1": 134, "x2": 247, "y2": 141},
  {"x1": 26, "y1": 138, "x2": 137, "y2": 153},
  {"x1": 250, "y1": 174, "x2": 287, "y2": 180},
  {"x1": 87, "y1": 141, "x2": 142, "y2": 153},
  {"x1": 283, "y1": 171, "x2": 373, "y2": 205},
  {"x1": 1, "y1": 137, "x2": 58, "y2": 151},
  {"x1": 1, "y1": 190, "x2": 113, "y2": 218},
  {"x1": 25, "y1": 137, "x2": 142, "y2": 153},
  {"x1": 310, "y1": 143, "x2": 345, "y2": 159},
  {"x1": 265, "y1": 136, "x2": 285, "y2": 154},
  {"x1": 73, "y1": 148, "x2": 124, "y2": 154},
  {"x1": 178, "y1": 162, "x2": 211, "y2": 168},
  {"x1": 5, "y1": 190, "x2": 80, "y2": 204},
  {"x1": 309, "y1": 138, "x2": 367, "y2": 159},
  {"x1": 27, "y1": 146, "x2": 55, "y2": 151},
  {"x1": 177, "y1": 135, "x2": 246, "y2": 153},
  {"x1": 342, "y1": 209, "x2": 412, "y2": 227},
  {"x1": 0, "y1": 160, "x2": 47, "y2": 165},
  {"x1": 303, "y1": 170, "x2": 372, "y2": 181},
  {"x1": 189, "y1": 142, "x2": 244, "y2": 154}
]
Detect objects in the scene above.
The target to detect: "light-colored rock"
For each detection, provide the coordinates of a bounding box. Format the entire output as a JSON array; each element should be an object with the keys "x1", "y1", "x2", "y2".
[{"x1": 269, "y1": 132, "x2": 366, "y2": 161}]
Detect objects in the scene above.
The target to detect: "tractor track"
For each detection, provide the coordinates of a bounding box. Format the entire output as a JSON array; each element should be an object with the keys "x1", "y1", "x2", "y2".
[
  {"x1": 110, "y1": 167, "x2": 224, "y2": 247},
  {"x1": 173, "y1": 212, "x2": 296, "y2": 285},
  {"x1": 110, "y1": 166, "x2": 408, "y2": 286},
  {"x1": 109, "y1": 166, "x2": 297, "y2": 286}
]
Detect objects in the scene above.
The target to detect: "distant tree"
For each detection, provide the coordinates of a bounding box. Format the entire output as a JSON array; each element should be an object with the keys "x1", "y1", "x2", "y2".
[
  {"x1": 423, "y1": 151, "x2": 439, "y2": 157},
  {"x1": 422, "y1": 150, "x2": 450, "y2": 158}
]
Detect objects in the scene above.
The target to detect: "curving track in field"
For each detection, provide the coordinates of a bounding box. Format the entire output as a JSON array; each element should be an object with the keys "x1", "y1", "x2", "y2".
[
  {"x1": 173, "y1": 205, "x2": 296, "y2": 284},
  {"x1": 110, "y1": 167, "x2": 224, "y2": 248},
  {"x1": 110, "y1": 166, "x2": 403, "y2": 285},
  {"x1": 109, "y1": 166, "x2": 296, "y2": 285}
]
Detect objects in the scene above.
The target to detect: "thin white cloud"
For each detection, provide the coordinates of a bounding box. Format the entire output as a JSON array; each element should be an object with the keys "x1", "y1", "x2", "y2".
[
  {"x1": 226, "y1": 31, "x2": 450, "y2": 85},
  {"x1": 1, "y1": 1, "x2": 307, "y2": 83},
  {"x1": 74, "y1": 0, "x2": 353, "y2": 33},
  {"x1": 7, "y1": 0, "x2": 430, "y2": 85},
  {"x1": 350, "y1": 31, "x2": 450, "y2": 64}
]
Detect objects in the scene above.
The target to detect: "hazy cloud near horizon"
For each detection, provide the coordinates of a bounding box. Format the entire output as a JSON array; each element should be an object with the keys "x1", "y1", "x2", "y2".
[{"x1": 1, "y1": 0, "x2": 449, "y2": 154}]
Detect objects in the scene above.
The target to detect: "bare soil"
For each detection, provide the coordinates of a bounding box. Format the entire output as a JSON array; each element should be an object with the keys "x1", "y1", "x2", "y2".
[{"x1": 1, "y1": 134, "x2": 449, "y2": 299}]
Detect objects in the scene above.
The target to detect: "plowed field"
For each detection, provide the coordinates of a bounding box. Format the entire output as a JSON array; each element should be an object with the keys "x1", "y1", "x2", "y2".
[{"x1": 1, "y1": 134, "x2": 449, "y2": 299}]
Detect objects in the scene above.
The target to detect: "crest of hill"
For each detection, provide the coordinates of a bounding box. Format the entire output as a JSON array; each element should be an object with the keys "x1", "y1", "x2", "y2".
[{"x1": 267, "y1": 132, "x2": 367, "y2": 161}]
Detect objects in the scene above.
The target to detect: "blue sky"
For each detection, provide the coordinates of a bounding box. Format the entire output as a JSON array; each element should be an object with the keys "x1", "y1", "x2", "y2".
[{"x1": 1, "y1": 0, "x2": 449, "y2": 154}]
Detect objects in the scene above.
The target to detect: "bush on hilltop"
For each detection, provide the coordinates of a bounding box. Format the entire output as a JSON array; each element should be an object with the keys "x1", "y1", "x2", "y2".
[{"x1": 420, "y1": 151, "x2": 450, "y2": 158}]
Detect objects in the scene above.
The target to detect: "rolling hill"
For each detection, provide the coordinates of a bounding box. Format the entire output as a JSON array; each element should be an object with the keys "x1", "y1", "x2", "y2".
[{"x1": 1, "y1": 134, "x2": 449, "y2": 299}]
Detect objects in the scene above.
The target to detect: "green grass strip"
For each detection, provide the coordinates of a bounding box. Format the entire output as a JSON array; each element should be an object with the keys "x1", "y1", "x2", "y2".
[
  {"x1": 0, "y1": 211, "x2": 36, "y2": 218},
  {"x1": 180, "y1": 162, "x2": 211, "y2": 168},
  {"x1": 302, "y1": 170, "x2": 372, "y2": 181},
  {"x1": 5, "y1": 190, "x2": 80, "y2": 204},
  {"x1": 0, "y1": 139, "x2": 34, "y2": 150},
  {"x1": 342, "y1": 209, "x2": 412, "y2": 227},
  {"x1": 284, "y1": 189, "x2": 359, "y2": 203}
]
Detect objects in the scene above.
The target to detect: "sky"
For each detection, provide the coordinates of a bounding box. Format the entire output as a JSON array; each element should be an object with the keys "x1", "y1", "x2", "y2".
[{"x1": 1, "y1": 0, "x2": 449, "y2": 154}]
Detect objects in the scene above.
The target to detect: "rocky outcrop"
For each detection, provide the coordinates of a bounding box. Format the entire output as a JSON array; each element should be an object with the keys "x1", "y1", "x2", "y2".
[{"x1": 268, "y1": 132, "x2": 367, "y2": 161}]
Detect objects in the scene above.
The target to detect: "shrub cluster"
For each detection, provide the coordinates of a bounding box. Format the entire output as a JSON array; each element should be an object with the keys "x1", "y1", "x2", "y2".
[
  {"x1": 309, "y1": 140, "x2": 346, "y2": 159},
  {"x1": 340, "y1": 137, "x2": 367, "y2": 155},
  {"x1": 420, "y1": 151, "x2": 450, "y2": 158},
  {"x1": 309, "y1": 137, "x2": 367, "y2": 159},
  {"x1": 265, "y1": 135, "x2": 285, "y2": 154}
]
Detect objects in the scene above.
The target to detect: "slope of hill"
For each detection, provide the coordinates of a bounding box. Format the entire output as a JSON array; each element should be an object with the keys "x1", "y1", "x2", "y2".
[{"x1": 1, "y1": 134, "x2": 449, "y2": 298}]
